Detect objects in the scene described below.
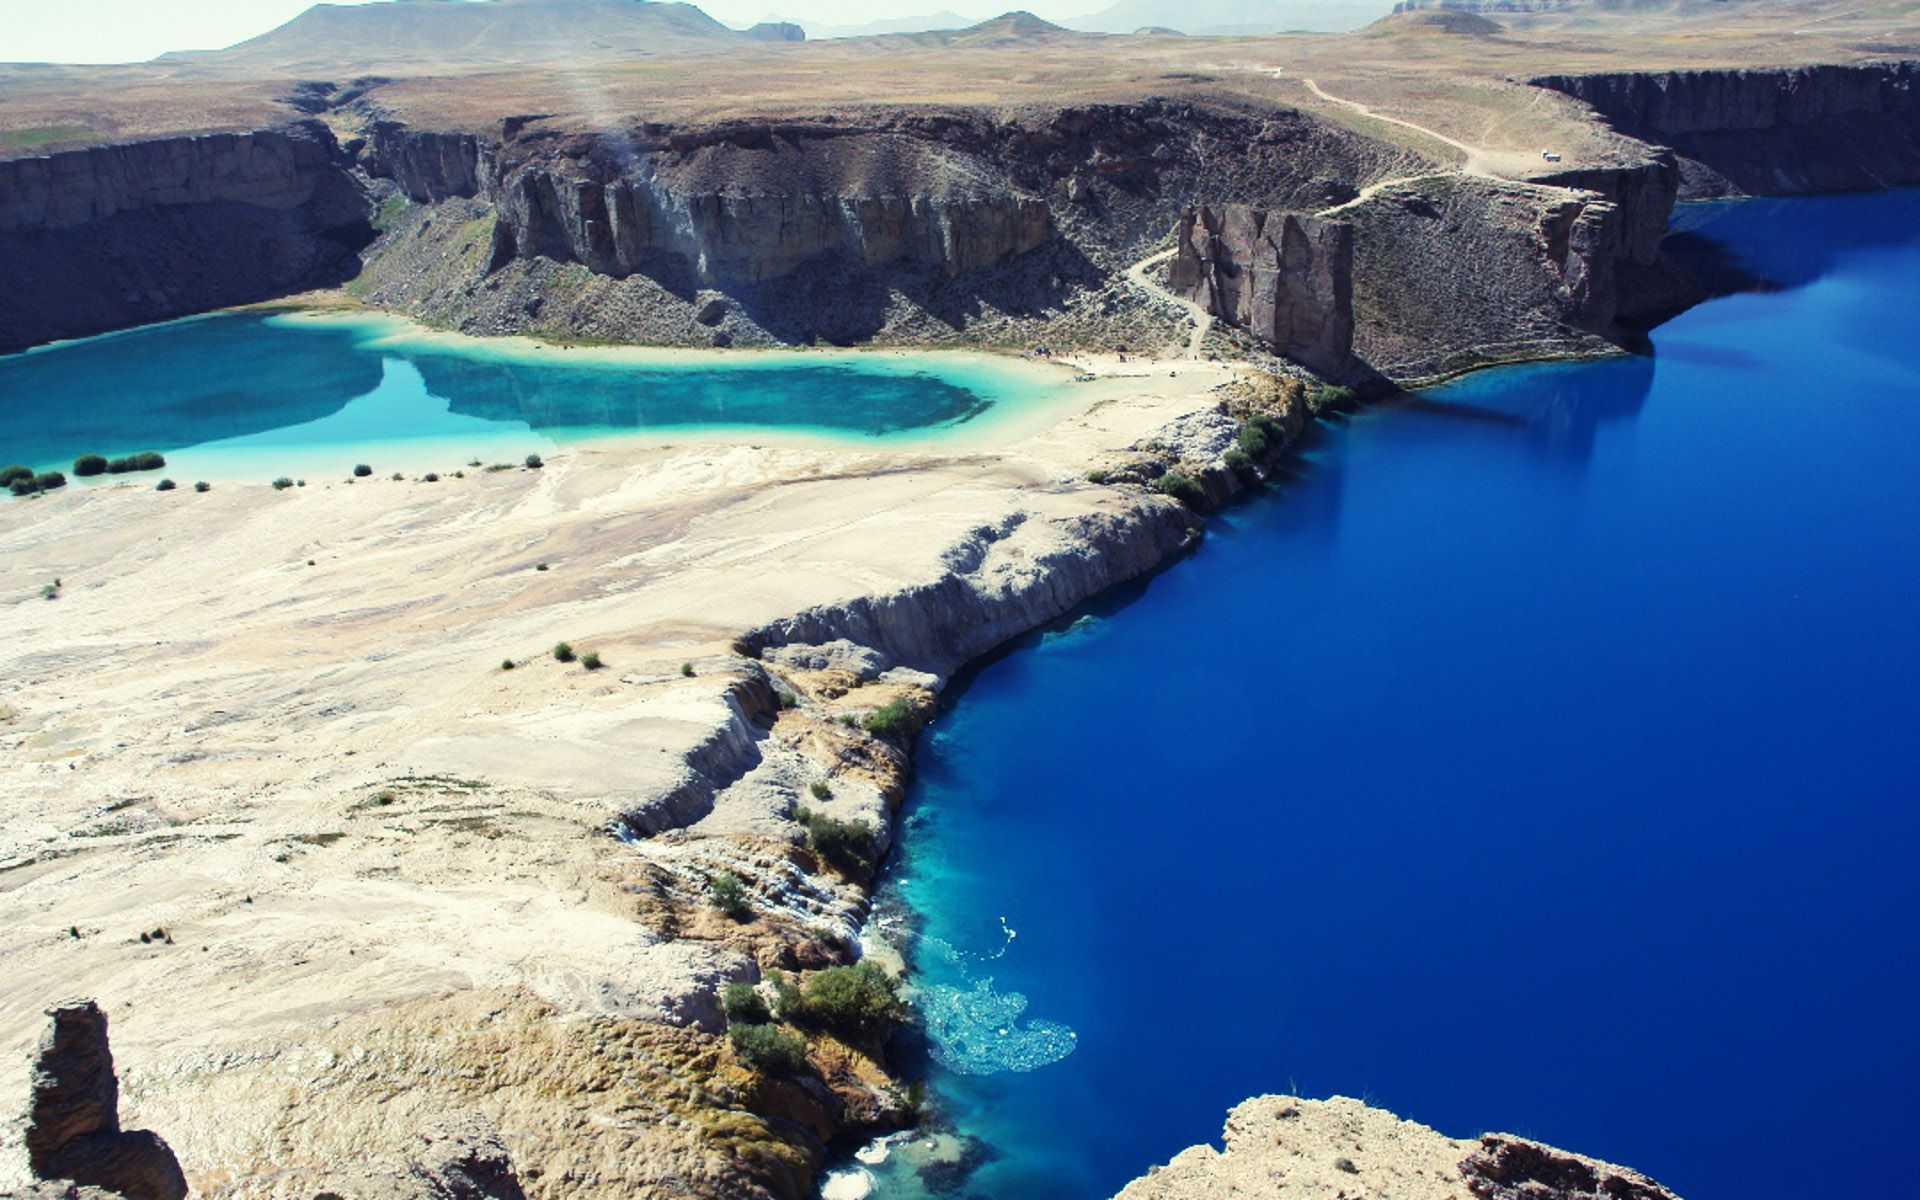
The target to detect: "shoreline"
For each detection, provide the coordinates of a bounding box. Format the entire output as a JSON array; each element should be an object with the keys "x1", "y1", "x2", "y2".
[
  {"x1": 0, "y1": 321, "x2": 1262, "y2": 1197},
  {"x1": 0, "y1": 186, "x2": 1778, "y2": 1196}
]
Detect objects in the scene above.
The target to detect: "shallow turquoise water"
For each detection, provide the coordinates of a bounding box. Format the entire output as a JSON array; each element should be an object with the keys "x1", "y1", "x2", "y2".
[
  {"x1": 858, "y1": 189, "x2": 1920, "y2": 1200},
  {"x1": 0, "y1": 312, "x2": 1063, "y2": 482}
]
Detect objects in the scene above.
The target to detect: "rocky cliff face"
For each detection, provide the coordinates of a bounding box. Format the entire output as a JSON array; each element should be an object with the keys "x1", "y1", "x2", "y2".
[
  {"x1": 362, "y1": 121, "x2": 1053, "y2": 290},
  {"x1": 1117, "y1": 1095, "x2": 1682, "y2": 1200},
  {"x1": 1341, "y1": 173, "x2": 1667, "y2": 381},
  {"x1": 1533, "y1": 62, "x2": 1920, "y2": 195},
  {"x1": 1169, "y1": 204, "x2": 1354, "y2": 378},
  {"x1": 0, "y1": 122, "x2": 371, "y2": 354}
]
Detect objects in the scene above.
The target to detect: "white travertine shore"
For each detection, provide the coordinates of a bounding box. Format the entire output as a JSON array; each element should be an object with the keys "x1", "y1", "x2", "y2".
[{"x1": 0, "y1": 347, "x2": 1243, "y2": 1196}]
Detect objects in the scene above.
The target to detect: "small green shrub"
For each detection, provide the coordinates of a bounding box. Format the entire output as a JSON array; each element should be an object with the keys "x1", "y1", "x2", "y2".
[
  {"x1": 0, "y1": 465, "x2": 32, "y2": 487},
  {"x1": 353, "y1": 464, "x2": 373, "y2": 477},
  {"x1": 728, "y1": 1022, "x2": 808, "y2": 1074},
  {"x1": 861, "y1": 697, "x2": 916, "y2": 741},
  {"x1": 390, "y1": 472, "x2": 404, "y2": 481},
  {"x1": 155, "y1": 478, "x2": 176, "y2": 491},
  {"x1": 681, "y1": 662, "x2": 695, "y2": 678},
  {"x1": 809, "y1": 780, "x2": 832, "y2": 801},
  {"x1": 553, "y1": 642, "x2": 575, "y2": 663},
  {"x1": 74, "y1": 454, "x2": 108, "y2": 477},
  {"x1": 105, "y1": 452, "x2": 163, "y2": 474},
  {"x1": 722, "y1": 981, "x2": 770, "y2": 1024},
  {"x1": 798, "y1": 961, "x2": 902, "y2": 1038},
  {"x1": 501, "y1": 658, "x2": 515, "y2": 671},
  {"x1": 1306, "y1": 384, "x2": 1357, "y2": 415},
  {"x1": 1236, "y1": 423, "x2": 1271, "y2": 459},
  {"x1": 423, "y1": 472, "x2": 440, "y2": 483},
  {"x1": 1155, "y1": 470, "x2": 1205, "y2": 507},
  {"x1": 193, "y1": 481, "x2": 210, "y2": 493},
  {"x1": 34, "y1": 471, "x2": 66, "y2": 491},
  {"x1": 710, "y1": 871, "x2": 751, "y2": 920},
  {"x1": 1223, "y1": 448, "x2": 1255, "y2": 475},
  {"x1": 11, "y1": 477, "x2": 40, "y2": 496},
  {"x1": 1085, "y1": 468, "x2": 1110, "y2": 484},
  {"x1": 535, "y1": 562, "x2": 549, "y2": 571},
  {"x1": 769, "y1": 970, "x2": 806, "y2": 1020},
  {"x1": 468, "y1": 459, "x2": 482, "y2": 467},
  {"x1": 272, "y1": 477, "x2": 294, "y2": 491},
  {"x1": 797, "y1": 807, "x2": 876, "y2": 877},
  {"x1": 524, "y1": 453, "x2": 544, "y2": 469},
  {"x1": 581, "y1": 650, "x2": 603, "y2": 670}
]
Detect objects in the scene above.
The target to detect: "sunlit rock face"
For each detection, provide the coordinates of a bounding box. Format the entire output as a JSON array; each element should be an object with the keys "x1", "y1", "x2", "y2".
[{"x1": 1170, "y1": 204, "x2": 1355, "y2": 377}]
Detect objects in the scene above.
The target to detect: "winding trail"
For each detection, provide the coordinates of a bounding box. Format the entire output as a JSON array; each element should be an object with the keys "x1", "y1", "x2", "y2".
[
  {"x1": 1121, "y1": 244, "x2": 1213, "y2": 359},
  {"x1": 1301, "y1": 76, "x2": 1494, "y2": 176},
  {"x1": 1116, "y1": 76, "x2": 1567, "y2": 357}
]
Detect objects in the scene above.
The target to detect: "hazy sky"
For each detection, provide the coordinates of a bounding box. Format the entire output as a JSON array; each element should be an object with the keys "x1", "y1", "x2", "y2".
[{"x1": 0, "y1": 0, "x2": 1044, "y2": 63}]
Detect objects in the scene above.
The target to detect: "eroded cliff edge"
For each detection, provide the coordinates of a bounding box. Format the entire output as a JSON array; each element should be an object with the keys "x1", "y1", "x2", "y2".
[{"x1": 1533, "y1": 62, "x2": 1920, "y2": 197}]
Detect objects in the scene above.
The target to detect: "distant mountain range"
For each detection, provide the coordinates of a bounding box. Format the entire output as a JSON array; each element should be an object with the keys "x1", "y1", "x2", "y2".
[
  {"x1": 157, "y1": 0, "x2": 1407, "y2": 75},
  {"x1": 782, "y1": 0, "x2": 1394, "y2": 38},
  {"x1": 158, "y1": 0, "x2": 759, "y2": 73},
  {"x1": 1066, "y1": 0, "x2": 1391, "y2": 33}
]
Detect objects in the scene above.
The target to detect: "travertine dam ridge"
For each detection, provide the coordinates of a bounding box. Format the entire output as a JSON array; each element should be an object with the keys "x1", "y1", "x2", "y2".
[{"x1": 4, "y1": 59, "x2": 1917, "y2": 370}]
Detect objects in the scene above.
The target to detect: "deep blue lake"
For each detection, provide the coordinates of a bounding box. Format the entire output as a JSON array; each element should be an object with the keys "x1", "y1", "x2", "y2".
[{"x1": 859, "y1": 189, "x2": 1920, "y2": 1200}]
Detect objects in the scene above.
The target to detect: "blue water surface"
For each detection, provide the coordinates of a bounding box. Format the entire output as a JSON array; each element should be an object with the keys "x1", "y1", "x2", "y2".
[
  {"x1": 868, "y1": 189, "x2": 1920, "y2": 1200},
  {"x1": 0, "y1": 312, "x2": 1056, "y2": 480}
]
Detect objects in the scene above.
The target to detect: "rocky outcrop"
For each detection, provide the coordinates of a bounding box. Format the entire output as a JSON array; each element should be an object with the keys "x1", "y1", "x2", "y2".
[
  {"x1": 0, "y1": 121, "x2": 370, "y2": 354},
  {"x1": 742, "y1": 501, "x2": 1197, "y2": 682},
  {"x1": 21, "y1": 1001, "x2": 187, "y2": 1200},
  {"x1": 1344, "y1": 172, "x2": 1658, "y2": 376},
  {"x1": 1533, "y1": 62, "x2": 1920, "y2": 196},
  {"x1": 1169, "y1": 204, "x2": 1354, "y2": 377},
  {"x1": 1117, "y1": 1095, "x2": 1681, "y2": 1200},
  {"x1": 305, "y1": 1112, "x2": 527, "y2": 1200}
]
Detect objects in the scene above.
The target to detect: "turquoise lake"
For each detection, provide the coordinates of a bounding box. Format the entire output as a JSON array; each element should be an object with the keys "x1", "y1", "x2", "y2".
[
  {"x1": 858, "y1": 188, "x2": 1920, "y2": 1199},
  {"x1": 0, "y1": 313, "x2": 1062, "y2": 481}
]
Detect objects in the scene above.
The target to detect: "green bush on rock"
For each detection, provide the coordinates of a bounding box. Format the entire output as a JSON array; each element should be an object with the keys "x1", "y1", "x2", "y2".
[
  {"x1": 862, "y1": 697, "x2": 916, "y2": 741},
  {"x1": 1306, "y1": 385, "x2": 1356, "y2": 415},
  {"x1": 728, "y1": 1022, "x2": 808, "y2": 1075},
  {"x1": 796, "y1": 961, "x2": 903, "y2": 1038},
  {"x1": 794, "y1": 806, "x2": 877, "y2": 877},
  {"x1": 1155, "y1": 470, "x2": 1205, "y2": 506},
  {"x1": 710, "y1": 871, "x2": 751, "y2": 921},
  {"x1": 722, "y1": 981, "x2": 771, "y2": 1024}
]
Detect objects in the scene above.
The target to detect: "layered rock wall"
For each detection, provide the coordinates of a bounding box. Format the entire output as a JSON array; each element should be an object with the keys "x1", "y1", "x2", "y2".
[
  {"x1": 0, "y1": 121, "x2": 371, "y2": 354},
  {"x1": 1169, "y1": 205, "x2": 1355, "y2": 377},
  {"x1": 1533, "y1": 62, "x2": 1920, "y2": 195},
  {"x1": 361, "y1": 123, "x2": 1053, "y2": 289}
]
